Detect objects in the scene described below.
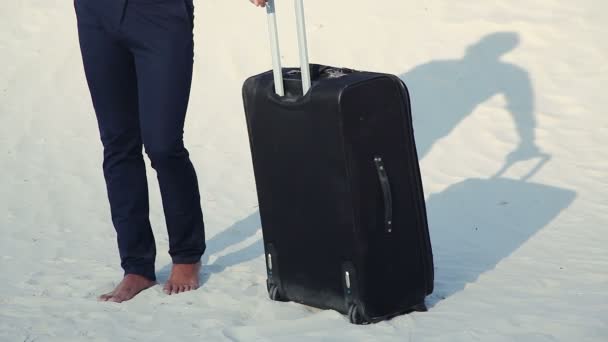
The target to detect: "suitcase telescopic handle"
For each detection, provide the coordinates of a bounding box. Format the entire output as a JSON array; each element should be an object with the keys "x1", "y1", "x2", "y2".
[{"x1": 265, "y1": 0, "x2": 312, "y2": 97}]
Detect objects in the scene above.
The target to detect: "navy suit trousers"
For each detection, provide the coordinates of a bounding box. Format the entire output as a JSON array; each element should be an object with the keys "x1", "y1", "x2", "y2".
[{"x1": 74, "y1": 0, "x2": 205, "y2": 281}]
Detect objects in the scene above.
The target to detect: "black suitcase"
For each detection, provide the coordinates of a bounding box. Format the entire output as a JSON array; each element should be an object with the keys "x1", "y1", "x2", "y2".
[{"x1": 242, "y1": 1, "x2": 433, "y2": 324}]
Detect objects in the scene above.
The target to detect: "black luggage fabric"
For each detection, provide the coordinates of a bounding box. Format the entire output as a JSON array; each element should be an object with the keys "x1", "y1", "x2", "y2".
[{"x1": 242, "y1": 64, "x2": 434, "y2": 324}]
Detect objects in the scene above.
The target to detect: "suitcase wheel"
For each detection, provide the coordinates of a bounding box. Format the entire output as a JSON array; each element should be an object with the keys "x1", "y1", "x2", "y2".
[
  {"x1": 347, "y1": 304, "x2": 367, "y2": 325},
  {"x1": 268, "y1": 283, "x2": 283, "y2": 302}
]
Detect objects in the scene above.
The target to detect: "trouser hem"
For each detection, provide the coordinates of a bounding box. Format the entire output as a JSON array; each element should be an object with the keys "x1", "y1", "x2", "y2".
[{"x1": 123, "y1": 266, "x2": 157, "y2": 282}]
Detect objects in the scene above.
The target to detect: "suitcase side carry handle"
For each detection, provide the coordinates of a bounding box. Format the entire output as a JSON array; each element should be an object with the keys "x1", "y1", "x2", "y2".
[
  {"x1": 374, "y1": 156, "x2": 393, "y2": 233},
  {"x1": 265, "y1": 0, "x2": 312, "y2": 97}
]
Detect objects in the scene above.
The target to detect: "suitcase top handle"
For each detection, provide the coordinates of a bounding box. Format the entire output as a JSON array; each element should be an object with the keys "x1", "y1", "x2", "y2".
[{"x1": 265, "y1": 0, "x2": 312, "y2": 97}]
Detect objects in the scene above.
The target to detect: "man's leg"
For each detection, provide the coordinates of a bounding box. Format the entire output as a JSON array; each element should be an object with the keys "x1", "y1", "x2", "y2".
[
  {"x1": 75, "y1": 1, "x2": 156, "y2": 301},
  {"x1": 122, "y1": 0, "x2": 205, "y2": 294}
]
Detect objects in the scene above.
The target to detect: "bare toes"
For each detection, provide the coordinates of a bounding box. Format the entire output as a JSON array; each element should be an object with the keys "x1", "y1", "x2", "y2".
[
  {"x1": 98, "y1": 293, "x2": 113, "y2": 301},
  {"x1": 108, "y1": 295, "x2": 124, "y2": 303}
]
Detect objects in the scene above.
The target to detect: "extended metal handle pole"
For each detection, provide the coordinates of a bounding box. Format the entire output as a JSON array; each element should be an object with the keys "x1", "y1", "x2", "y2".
[
  {"x1": 295, "y1": 0, "x2": 311, "y2": 94},
  {"x1": 266, "y1": 0, "x2": 285, "y2": 96},
  {"x1": 265, "y1": 0, "x2": 312, "y2": 96}
]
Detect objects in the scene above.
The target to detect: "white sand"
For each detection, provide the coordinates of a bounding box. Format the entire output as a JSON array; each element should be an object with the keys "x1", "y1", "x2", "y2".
[{"x1": 1, "y1": 0, "x2": 607, "y2": 341}]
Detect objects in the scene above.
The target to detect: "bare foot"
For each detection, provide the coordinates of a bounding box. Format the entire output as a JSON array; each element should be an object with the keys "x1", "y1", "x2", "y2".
[
  {"x1": 98, "y1": 274, "x2": 156, "y2": 303},
  {"x1": 163, "y1": 262, "x2": 201, "y2": 295}
]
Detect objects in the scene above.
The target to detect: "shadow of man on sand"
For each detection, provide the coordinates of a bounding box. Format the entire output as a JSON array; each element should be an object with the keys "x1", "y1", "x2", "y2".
[
  {"x1": 401, "y1": 32, "x2": 576, "y2": 306},
  {"x1": 403, "y1": 32, "x2": 541, "y2": 165}
]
